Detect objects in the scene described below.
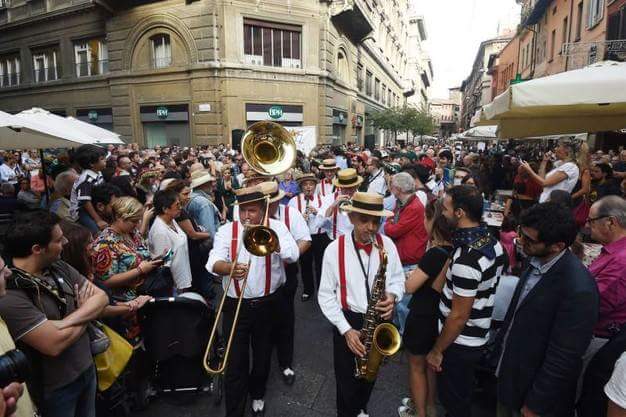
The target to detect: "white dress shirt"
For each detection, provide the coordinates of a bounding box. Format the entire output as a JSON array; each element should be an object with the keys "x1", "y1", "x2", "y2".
[
  {"x1": 315, "y1": 178, "x2": 334, "y2": 198},
  {"x1": 206, "y1": 219, "x2": 299, "y2": 299},
  {"x1": 317, "y1": 192, "x2": 354, "y2": 240},
  {"x1": 366, "y1": 169, "x2": 387, "y2": 196},
  {"x1": 288, "y1": 193, "x2": 324, "y2": 235},
  {"x1": 148, "y1": 216, "x2": 193, "y2": 290},
  {"x1": 274, "y1": 204, "x2": 311, "y2": 244},
  {"x1": 317, "y1": 233, "x2": 405, "y2": 335}
]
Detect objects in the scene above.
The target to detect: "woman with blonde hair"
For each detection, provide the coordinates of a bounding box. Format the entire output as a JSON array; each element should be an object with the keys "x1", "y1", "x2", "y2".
[
  {"x1": 570, "y1": 142, "x2": 593, "y2": 227},
  {"x1": 91, "y1": 197, "x2": 161, "y2": 301},
  {"x1": 519, "y1": 140, "x2": 580, "y2": 203}
]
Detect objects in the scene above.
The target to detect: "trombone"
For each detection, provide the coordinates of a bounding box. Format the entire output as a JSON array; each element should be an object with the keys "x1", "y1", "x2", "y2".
[{"x1": 202, "y1": 120, "x2": 296, "y2": 376}]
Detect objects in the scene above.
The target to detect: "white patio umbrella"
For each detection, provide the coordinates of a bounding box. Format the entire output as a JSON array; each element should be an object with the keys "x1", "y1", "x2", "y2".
[
  {"x1": 64, "y1": 116, "x2": 123, "y2": 144},
  {"x1": 15, "y1": 108, "x2": 123, "y2": 146},
  {"x1": 458, "y1": 125, "x2": 498, "y2": 140},
  {"x1": 0, "y1": 110, "x2": 82, "y2": 149},
  {"x1": 483, "y1": 61, "x2": 626, "y2": 138}
]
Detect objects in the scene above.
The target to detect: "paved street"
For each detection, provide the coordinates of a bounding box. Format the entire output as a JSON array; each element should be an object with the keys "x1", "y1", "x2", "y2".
[{"x1": 136, "y1": 285, "x2": 496, "y2": 417}]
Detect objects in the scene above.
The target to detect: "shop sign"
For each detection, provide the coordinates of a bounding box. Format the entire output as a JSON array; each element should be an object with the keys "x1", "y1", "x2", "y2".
[
  {"x1": 268, "y1": 105, "x2": 283, "y2": 119},
  {"x1": 88, "y1": 110, "x2": 98, "y2": 121},
  {"x1": 156, "y1": 106, "x2": 169, "y2": 119}
]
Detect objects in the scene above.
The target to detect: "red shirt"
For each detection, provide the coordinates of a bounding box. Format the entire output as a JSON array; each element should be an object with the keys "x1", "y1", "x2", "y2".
[
  {"x1": 589, "y1": 236, "x2": 626, "y2": 337},
  {"x1": 384, "y1": 195, "x2": 428, "y2": 266}
]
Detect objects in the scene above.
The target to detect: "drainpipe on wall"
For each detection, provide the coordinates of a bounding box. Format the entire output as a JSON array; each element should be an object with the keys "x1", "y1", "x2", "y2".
[{"x1": 564, "y1": 0, "x2": 575, "y2": 72}]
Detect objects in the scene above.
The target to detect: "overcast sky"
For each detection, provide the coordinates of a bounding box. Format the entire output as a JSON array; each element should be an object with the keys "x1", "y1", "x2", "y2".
[{"x1": 413, "y1": 0, "x2": 521, "y2": 99}]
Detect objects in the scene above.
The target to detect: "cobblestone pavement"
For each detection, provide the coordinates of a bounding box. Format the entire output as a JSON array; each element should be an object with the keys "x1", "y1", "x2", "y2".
[{"x1": 136, "y1": 285, "x2": 495, "y2": 417}]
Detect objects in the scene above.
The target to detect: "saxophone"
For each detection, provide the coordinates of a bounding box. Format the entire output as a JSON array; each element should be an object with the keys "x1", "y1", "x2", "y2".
[{"x1": 354, "y1": 235, "x2": 402, "y2": 382}]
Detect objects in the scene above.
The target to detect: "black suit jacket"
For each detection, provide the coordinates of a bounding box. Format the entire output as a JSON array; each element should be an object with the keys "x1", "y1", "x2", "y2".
[{"x1": 495, "y1": 250, "x2": 599, "y2": 417}]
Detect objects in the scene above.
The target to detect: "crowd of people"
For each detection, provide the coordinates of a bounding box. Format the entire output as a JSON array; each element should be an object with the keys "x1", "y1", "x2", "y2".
[{"x1": 0, "y1": 137, "x2": 623, "y2": 417}]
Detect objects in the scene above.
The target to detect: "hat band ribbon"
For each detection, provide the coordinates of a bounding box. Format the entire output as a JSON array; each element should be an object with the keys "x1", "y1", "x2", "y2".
[
  {"x1": 236, "y1": 191, "x2": 265, "y2": 204},
  {"x1": 338, "y1": 176, "x2": 358, "y2": 185},
  {"x1": 352, "y1": 200, "x2": 383, "y2": 212}
]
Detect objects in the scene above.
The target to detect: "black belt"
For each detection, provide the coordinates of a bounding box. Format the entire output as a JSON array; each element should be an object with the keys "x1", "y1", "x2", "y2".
[{"x1": 226, "y1": 286, "x2": 283, "y2": 307}]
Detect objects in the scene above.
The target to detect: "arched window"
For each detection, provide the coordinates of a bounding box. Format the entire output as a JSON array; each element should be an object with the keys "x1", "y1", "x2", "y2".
[
  {"x1": 337, "y1": 49, "x2": 349, "y2": 82},
  {"x1": 151, "y1": 34, "x2": 171, "y2": 68}
]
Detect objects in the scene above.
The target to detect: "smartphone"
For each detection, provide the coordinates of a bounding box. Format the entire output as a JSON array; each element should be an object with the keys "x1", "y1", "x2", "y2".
[{"x1": 153, "y1": 249, "x2": 173, "y2": 263}]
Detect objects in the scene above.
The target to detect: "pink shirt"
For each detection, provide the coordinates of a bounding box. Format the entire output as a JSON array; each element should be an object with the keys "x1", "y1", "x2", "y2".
[{"x1": 589, "y1": 236, "x2": 626, "y2": 337}]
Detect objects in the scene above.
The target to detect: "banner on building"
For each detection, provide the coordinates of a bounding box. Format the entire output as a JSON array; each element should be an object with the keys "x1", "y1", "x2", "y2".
[{"x1": 286, "y1": 126, "x2": 317, "y2": 156}]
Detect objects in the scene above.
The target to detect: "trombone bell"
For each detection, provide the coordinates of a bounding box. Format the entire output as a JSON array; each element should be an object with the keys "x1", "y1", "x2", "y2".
[
  {"x1": 242, "y1": 121, "x2": 296, "y2": 176},
  {"x1": 243, "y1": 226, "x2": 279, "y2": 257}
]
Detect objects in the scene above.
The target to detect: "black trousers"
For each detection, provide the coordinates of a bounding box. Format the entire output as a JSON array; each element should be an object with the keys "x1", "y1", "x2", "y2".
[
  {"x1": 333, "y1": 310, "x2": 375, "y2": 417},
  {"x1": 274, "y1": 263, "x2": 298, "y2": 369},
  {"x1": 222, "y1": 292, "x2": 280, "y2": 417},
  {"x1": 437, "y1": 343, "x2": 483, "y2": 417},
  {"x1": 312, "y1": 234, "x2": 331, "y2": 290},
  {"x1": 299, "y1": 239, "x2": 316, "y2": 296}
]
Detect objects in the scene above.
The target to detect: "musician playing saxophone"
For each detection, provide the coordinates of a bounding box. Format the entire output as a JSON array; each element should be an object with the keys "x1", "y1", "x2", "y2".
[{"x1": 318, "y1": 192, "x2": 405, "y2": 417}]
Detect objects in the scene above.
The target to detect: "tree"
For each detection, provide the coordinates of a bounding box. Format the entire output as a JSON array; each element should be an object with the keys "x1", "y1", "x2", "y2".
[{"x1": 369, "y1": 106, "x2": 436, "y2": 145}]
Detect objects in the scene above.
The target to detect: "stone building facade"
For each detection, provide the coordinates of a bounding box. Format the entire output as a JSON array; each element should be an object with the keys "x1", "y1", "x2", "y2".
[{"x1": 0, "y1": 0, "x2": 425, "y2": 147}]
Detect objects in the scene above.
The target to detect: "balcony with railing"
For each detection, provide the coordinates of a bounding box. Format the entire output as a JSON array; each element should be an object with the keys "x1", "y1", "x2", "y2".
[
  {"x1": 32, "y1": 66, "x2": 61, "y2": 83},
  {"x1": 329, "y1": 0, "x2": 374, "y2": 44},
  {"x1": 75, "y1": 60, "x2": 109, "y2": 77},
  {"x1": 0, "y1": 72, "x2": 21, "y2": 87}
]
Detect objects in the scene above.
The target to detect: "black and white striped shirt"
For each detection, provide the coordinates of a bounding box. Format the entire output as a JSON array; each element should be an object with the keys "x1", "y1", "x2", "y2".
[{"x1": 438, "y1": 242, "x2": 506, "y2": 347}]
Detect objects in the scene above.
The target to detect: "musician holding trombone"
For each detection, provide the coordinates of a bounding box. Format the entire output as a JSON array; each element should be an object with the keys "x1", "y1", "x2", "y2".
[
  {"x1": 318, "y1": 192, "x2": 405, "y2": 417},
  {"x1": 206, "y1": 182, "x2": 299, "y2": 417}
]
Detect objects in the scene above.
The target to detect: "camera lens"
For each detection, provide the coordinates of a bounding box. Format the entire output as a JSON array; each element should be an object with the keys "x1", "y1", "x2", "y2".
[{"x1": 0, "y1": 349, "x2": 30, "y2": 387}]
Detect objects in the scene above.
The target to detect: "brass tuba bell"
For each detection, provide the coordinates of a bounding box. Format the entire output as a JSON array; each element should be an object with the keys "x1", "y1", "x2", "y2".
[{"x1": 241, "y1": 121, "x2": 296, "y2": 176}]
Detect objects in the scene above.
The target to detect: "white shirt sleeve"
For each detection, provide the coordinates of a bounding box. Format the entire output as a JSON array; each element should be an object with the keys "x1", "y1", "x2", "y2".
[
  {"x1": 148, "y1": 220, "x2": 171, "y2": 258},
  {"x1": 287, "y1": 207, "x2": 312, "y2": 242},
  {"x1": 317, "y1": 193, "x2": 335, "y2": 229},
  {"x1": 272, "y1": 220, "x2": 300, "y2": 264},
  {"x1": 318, "y1": 242, "x2": 352, "y2": 335},
  {"x1": 558, "y1": 162, "x2": 579, "y2": 180},
  {"x1": 381, "y1": 236, "x2": 406, "y2": 303},
  {"x1": 206, "y1": 223, "x2": 232, "y2": 274},
  {"x1": 605, "y1": 352, "x2": 626, "y2": 409}
]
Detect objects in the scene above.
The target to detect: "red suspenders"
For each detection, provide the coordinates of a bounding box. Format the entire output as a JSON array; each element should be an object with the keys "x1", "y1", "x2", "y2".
[
  {"x1": 337, "y1": 234, "x2": 385, "y2": 312},
  {"x1": 331, "y1": 191, "x2": 339, "y2": 239},
  {"x1": 338, "y1": 235, "x2": 348, "y2": 310},
  {"x1": 232, "y1": 221, "x2": 273, "y2": 297},
  {"x1": 231, "y1": 222, "x2": 242, "y2": 297}
]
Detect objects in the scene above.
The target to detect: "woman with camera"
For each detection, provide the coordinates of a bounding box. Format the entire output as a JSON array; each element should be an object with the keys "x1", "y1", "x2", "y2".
[{"x1": 148, "y1": 190, "x2": 193, "y2": 293}]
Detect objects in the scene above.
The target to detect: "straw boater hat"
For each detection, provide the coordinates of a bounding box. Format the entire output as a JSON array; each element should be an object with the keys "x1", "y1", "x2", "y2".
[
  {"x1": 296, "y1": 173, "x2": 319, "y2": 185},
  {"x1": 235, "y1": 181, "x2": 284, "y2": 205},
  {"x1": 190, "y1": 170, "x2": 216, "y2": 189},
  {"x1": 342, "y1": 192, "x2": 394, "y2": 218},
  {"x1": 319, "y1": 158, "x2": 339, "y2": 171},
  {"x1": 332, "y1": 168, "x2": 363, "y2": 188}
]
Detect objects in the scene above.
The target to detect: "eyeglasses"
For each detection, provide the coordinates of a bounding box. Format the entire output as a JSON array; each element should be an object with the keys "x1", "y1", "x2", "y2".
[
  {"x1": 586, "y1": 215, "x2": 610, "y2": 225},
  {"x1": 517, "y1": 226, "x2": 541, "y2": 245}
]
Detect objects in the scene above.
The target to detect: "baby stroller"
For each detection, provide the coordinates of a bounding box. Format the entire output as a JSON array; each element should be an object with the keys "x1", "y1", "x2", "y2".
[{"x1": 138, "y1": 292, "x2": 224, "y2": 405}]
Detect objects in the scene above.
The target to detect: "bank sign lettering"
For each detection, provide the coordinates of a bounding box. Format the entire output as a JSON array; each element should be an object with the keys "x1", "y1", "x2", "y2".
[
  {"x1": 157, "y1": 106, "x2": 168, "y2": 119},
  {"x1": 268, "y1": 105, "x2": 283, "y2": 119}
]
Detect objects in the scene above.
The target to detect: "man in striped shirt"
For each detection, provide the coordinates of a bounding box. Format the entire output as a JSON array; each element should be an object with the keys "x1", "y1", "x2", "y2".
[{"x1": 426, "y1": 185, "x2": 506, "y2": 417}]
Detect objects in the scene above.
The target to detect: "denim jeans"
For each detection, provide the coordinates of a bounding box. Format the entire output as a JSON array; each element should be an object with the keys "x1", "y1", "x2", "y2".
[
  {"x1": 393, "y1": 265, "x2": 417, "y2": 335},
  {"x1": 77, "y1": 208, "x2": 99, "y2": 235},
  {"x1": 41, "y1": 365, "x2": 97, "y2": 417}
]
